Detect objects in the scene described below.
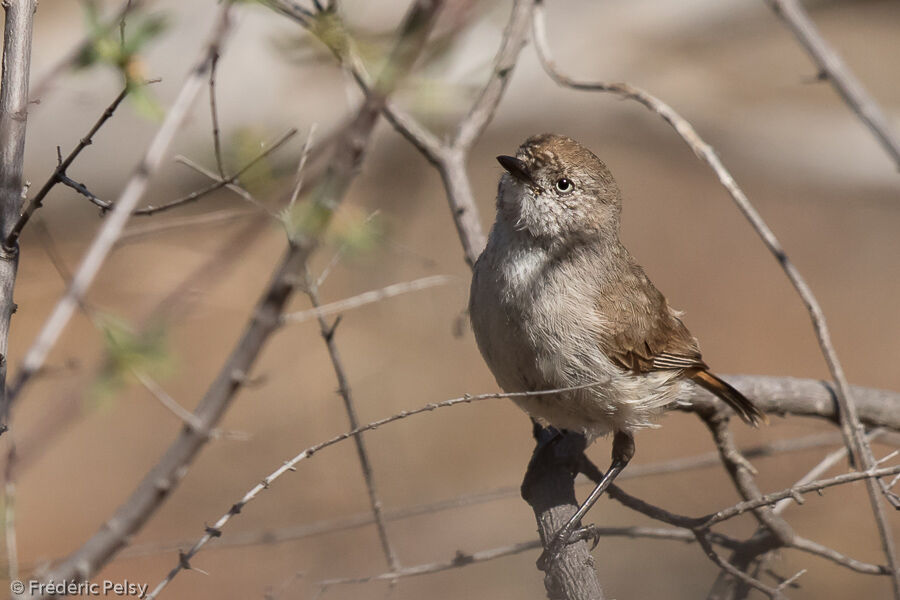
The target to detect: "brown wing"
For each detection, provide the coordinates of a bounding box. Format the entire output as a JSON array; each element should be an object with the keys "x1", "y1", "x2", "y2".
[
  {"x1": 596, "y1": 260, "x2": 765, "y2": 426},
  {"x1": 598, "y1": 262, "x2": 706, "y2": 375}
]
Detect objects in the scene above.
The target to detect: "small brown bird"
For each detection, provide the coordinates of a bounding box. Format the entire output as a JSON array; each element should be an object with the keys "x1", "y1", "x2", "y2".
[{"x1": 469, "y1": 133, "x2": 764, "y2": 562}]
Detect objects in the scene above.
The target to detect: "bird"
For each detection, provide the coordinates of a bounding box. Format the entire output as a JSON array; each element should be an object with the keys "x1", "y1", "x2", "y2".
[{"x1": 468, "y1": 133, "x2": 765, "y2": 564}]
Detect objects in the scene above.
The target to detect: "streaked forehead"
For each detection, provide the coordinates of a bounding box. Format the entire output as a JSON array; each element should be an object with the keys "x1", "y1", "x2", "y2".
[{"x1": 516, "y1": 133, "x2": 606, "y2": 174}]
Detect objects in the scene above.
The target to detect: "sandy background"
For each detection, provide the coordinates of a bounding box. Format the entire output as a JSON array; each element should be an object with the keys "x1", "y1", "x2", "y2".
[{"x1": 6, "y1": 0, "x2": 900, "y2": 598}]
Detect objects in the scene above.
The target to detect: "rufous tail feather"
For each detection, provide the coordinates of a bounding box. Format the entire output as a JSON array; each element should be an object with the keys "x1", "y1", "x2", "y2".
[{"x1": 691, "y1": 370, "x2": 767, "y2": 426}]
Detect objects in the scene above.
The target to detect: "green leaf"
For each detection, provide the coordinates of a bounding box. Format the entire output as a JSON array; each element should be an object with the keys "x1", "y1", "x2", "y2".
[{"x1": 92, "y1": 314, "x2": 174, "y2": 403}]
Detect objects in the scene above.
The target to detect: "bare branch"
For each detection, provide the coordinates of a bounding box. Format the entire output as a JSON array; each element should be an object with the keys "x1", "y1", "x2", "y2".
[
  {"x1": 6, "y1": 84, "x2": 132, "y2": 248},
  {"x1": 302, "y1": 266, "x2": 400, "y2": 575},
  {"x1": 132, "y1": 370, "x2": 205, "y2": 432},
  {"x1": 318, "y1": 539, "x2": 540, "y2": 589},
  {"x1": 114, "y1": 428, "x2": 868, "y2": 562},
  {"x1": 283, "y1": 275, "x2": 456, "y2": 324},
  {"x1": 700, "y1": 465, "x2": 900, "y2": 529},
  {"x1": 694, "y1": 532, "x2": 785, "y2": 600},
  {"x1": 208, "y1": 46, "x2": 227, "y2": 179},
  {"x1": 116, "y1": 208, "x2": 256, "y2": 245},
  {"x1": 302, "y1": 0, "x2": 535, "y2": 266},
  {"x1": 0, "y1": 0, "x2": 37, "y2": 432},
  {"x1": 762, "y1": 0, "x2": 900, "y2": 168},
  {"x1": 36, "y1": 2, "x2": 447, "y2": 595},
  {"x1": 452, "y1": 0, "x2": 532, "y2": 152},
  {"x1": 143, "y1": 383, "x2": 610, "y2": 598},
  {"x1": 4, "y1": 6, "x2": 235, "y2": 427},
  {"x1": 533, "y1": 4, "x2": 900, "y2": 590},
  {"x1": 132, "y1": 128, "x2": 296, "y2": 216}
]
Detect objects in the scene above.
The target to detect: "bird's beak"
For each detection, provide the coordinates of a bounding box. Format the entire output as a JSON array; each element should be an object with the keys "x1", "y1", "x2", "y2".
[{"x1": 496, "y1": 155, "x2": 536, "y2": 186}]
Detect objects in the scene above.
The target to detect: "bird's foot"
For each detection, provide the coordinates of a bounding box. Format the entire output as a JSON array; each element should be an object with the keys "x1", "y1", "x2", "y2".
[{"x1": 536, "y1": 524, "x2": 600, "y2": 570}]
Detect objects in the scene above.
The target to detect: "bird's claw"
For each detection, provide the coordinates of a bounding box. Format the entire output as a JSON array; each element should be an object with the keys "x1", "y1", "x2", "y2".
[
  {"x1": 576, "y1": 525, "x2": 601, "y2": 551},
  {"x1": 537, "y1": 524, "x2": 601, "y2": 570}
]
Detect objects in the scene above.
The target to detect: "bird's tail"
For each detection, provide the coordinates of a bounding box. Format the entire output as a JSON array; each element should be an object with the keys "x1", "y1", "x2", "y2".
[{"x1": 691, "y1": 370, "x2": 767, "y2": 426}]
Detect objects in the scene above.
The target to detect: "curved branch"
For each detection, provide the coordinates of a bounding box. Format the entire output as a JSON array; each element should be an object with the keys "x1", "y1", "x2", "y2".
[
  {"x1": 762, "y1": 0, "x2": 900, "y2": 168},
  {"x1": 532, "y1": 4, "x2": 900, "y2": 591}
]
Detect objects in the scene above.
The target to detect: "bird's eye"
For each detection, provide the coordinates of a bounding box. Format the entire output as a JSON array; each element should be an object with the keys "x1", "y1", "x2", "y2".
[{"x1": 555, "y1": 178, "x2": 574, "y2": 193}]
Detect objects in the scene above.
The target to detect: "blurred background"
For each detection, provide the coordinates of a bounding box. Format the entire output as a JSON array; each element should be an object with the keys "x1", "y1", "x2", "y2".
[{"x1": 6, "y1": 0, "x2": 900, "y2": 598}]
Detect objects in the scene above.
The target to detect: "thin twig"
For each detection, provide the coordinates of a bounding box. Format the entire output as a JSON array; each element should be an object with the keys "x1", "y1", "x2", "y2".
[
  {"x1": 132, "y1": 370, "x2": 205, "y2": 432},
  {"x1": 288, "y1": 124, "x2": 317, "y2": 212},
  {"x1": 143, "y1": 383, "x2": 611, "y2": 598},
  {"x1": 116, "y1": 208, "x2": 256, "y2": 245},
  {"x1": 172, "y1": 154, "x2": 279, "y2": 217},
  {"x1": 43, "y1": 2, "x2": 446, "y2": 595},
  {"x1": 112, "y1": 428, "x2": 867, "y2": 561},
  {"x1": 208, "y1": 46, "x2": 227, "y2": 179},
  {"x1": 773, "y1": 429, "x2": 884, "y2": 516},
  {"x1": 303, "y1": 266, "x2": 400, "y2": 576},
  {"x1": 701, "y1": 465, "x2": 900, "y2": 529},
  {"x1": 5, "y1": 85, "x2": 132, "y2": 249},
  {"x1": 5, "y1": 6, "x2": 235, "y2": 423},
  {"x1": 132, "y1": 128, "x2": 296, "y2": 216},
  {"x1": 762, "y1": 0, "x2": 900, "y2": 168},
  {"x1": 317, "y1": 539, "x2": 539, "y2": 588},
  {"x1": 695, "y1": 532, "x2": 785, "y2": 600},
  {"x1": 283, "y1": 275, "x2": 456, "y2": 324}
]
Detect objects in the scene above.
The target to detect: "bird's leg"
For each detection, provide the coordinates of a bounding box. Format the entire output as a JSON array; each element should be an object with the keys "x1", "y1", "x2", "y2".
[{"x1": 537, "y1": 430, "x2": 635, "y2": 570}]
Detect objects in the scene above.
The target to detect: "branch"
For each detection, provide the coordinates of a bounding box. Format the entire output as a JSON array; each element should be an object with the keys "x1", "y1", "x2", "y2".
[
  {"x1": 0, "y1": 0, "x2": 37, "y2": 432},
  {"x1": 762, "y1": 0, "x2": 900, "y2": 168},
  {"x1": 301, "y1": 266, "x2": 400, "y2": 574},
  {"x1": 687, "y1": 375, "x2": 900, "y2": 432},
  {"x1": 532, "y1": 4, "x2": 900, "y2": 592},
  {"x1": 285, "y1": 0, "x2": 535, "y2": 266},
  {"x1": 113, "y1": 429, "x2": 867, "y2": 561},
  {"x1": 138, "y1": 380, "x2": 898, "y2": 598},
  {"x1": 5, "y1": 84, "x2": 132, "y2": 248},
  {"x1": 142, "y1": 384, "x2": 612, "y2": 598},
  {"x1": 3, "y1": 5, "x2": 235, "y2": 428},
  {"x1": 700, "y1": 464, "x2": 900, "y2": 530},
  {"x1": 34, "y1": 1, "x2": 446, "y2": 595},
  {"x1": 282, "y1": 274, "x2": 456, "y2": 324}
]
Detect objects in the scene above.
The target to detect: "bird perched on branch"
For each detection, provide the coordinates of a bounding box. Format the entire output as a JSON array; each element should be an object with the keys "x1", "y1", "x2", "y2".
[{"x1": 468, "y1": 133, "x2": 765, "y2": 564}]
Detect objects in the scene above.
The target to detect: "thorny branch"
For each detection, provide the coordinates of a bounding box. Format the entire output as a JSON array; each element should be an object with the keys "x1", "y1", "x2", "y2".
[
  {"x1": 762, "y1": 0, "x2": 900, "y2": 168},
  {"x1": 264, "y1": 0, "x2": 900, "y2": 597},
  {"x1": 300, "y1": 264, "x2": 399, "y2": 570},
  {"x1": 40, "y1": 1, "x2": 447, "y2": 597},
  {"x1": 112, "y1": 428, "x2": 884, "y2": 561},
  {"x1": 13, "y1": 1, "x2": 898, "y2": 598},
  {"x1": 5, "y1": 84, "x2": 133, "y2": 250},
  {"x1": 4, "y1": 5, "x2": 236, "y2": 423},
  {"x1": 145, "y1": 381, "x2": 900, "y2": 599},
  {"x1": 0, "y1": 0, "x2": 37, "y2": 430},
  {"x1": 532, "y1": 2, "x2": 900, "y2": 596},
  {"x1": 0, "y1": 0, "x2": 37, "y2": 585}
]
